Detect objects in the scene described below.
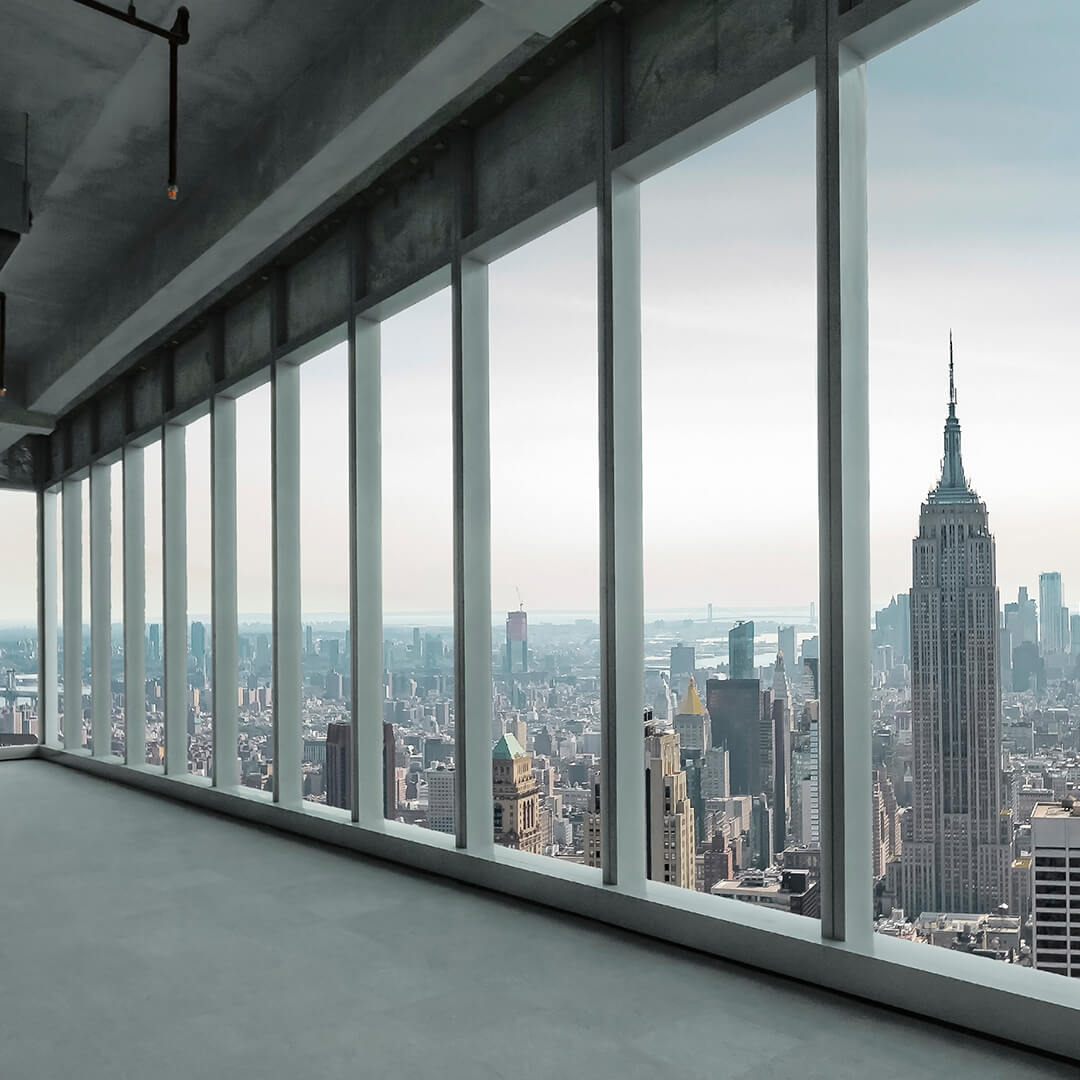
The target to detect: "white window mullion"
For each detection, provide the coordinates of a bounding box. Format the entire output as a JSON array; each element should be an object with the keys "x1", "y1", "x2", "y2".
[
  {"x1": 272, "y1": 360, "x2": 302, "y2": 808},
  {"x1": 212, "y1": 394, "x2": 239, "y2": 787}
]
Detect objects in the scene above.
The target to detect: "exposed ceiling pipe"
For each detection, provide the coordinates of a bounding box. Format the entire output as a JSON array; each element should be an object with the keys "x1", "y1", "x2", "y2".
[{"x1": 70, "y1": 1, "x2": 191, "y2": 199}]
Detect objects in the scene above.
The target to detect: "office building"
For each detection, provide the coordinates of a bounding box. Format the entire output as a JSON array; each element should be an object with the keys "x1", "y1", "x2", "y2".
[
  {"x1": 705, "y1": 677, "x2": 761, "y2": 796},
  {"x1": 190, "y1": 621, "x2": 206, "y2": 668},
  {"x1": 793, "y1": 705, "x2": 819, "y2": 847},
  {"x1": 700, "y1": 746, "x2": 730, "y2": 801},
  {"x1": 873, "y1": 595, "x2": 911, "y2": 666},
  {"x1": 492, "y1": 733, "x2": 541, "y2": 853},
  {"x1": 425, "y1": 765, "x2": 456, "y2": 835},
  {"x1": 728, "y1": 620, "x2": 754, "y2": 681},
  {"x1": 673, "y1": 676, "x2": 709, "y2": 754},
  {"x1": 1038, "y1": 573, "x2": 1065, "y2": 657},
  {"x1": 777, "y1": 625, "x2": 796, "y2": 671},
  {"x1": 712, "y1": 869, "x2": 819, "y2": 918},
  {"x1": 505, "y1": 609, "x2": 528, "y2": 673},
  {"x1": 147, "y1": 624, "x2": 161, "y2": 664},
  {"x1": 1004, "y1": 586, "x2": 1038, "y2": 652},
  {"x1": 771, "y1": 656, "x2": 791, "y2": 854},
  {"x1": 669, "y1": 643, "x2": 695, "y2": 699},
  {"x1": 644, "y1": 723, "x2": 695, "y2": 889},
  {"x1": 325, "y1": 720, "x2": 352, "y2": 812},
  {"x1": 899, "y1": 351, "x2": 1011, "y2": 915},
  {"x1": 1030, "y1": 800, "x2": 1080, "y2": 977},
  {"x1": 749, "y1": 793, "x2": 774, "y2": 870}
]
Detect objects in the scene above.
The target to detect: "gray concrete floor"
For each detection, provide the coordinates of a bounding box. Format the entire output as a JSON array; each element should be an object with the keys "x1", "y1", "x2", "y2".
[{"x1": 0, "y1": 760, "x2": 1069, "y2": 1080}]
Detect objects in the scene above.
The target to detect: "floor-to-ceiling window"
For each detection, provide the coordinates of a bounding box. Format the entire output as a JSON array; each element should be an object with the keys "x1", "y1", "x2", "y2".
[
  {"x1": 380, "y1": 290, "x2": 454, "y2": 832},
  {"x1": 640, "y1": 94, "x2": 818, "y2": 911},
  {"x1": 488, "y1": 211, "x2": 601, "y2": 867}
]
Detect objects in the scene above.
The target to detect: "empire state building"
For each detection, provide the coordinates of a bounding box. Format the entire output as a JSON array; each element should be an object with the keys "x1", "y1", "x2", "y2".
[{"x1": 899, "y1": 343, "x2": 1012, "y2": 915}]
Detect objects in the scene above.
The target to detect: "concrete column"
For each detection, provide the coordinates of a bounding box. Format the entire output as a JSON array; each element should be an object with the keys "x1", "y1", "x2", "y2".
[
  {"x1": 453, "y1": 256, "x2": 493, "y2": 850},
  {"x1": 162, "y1": 423, "x2": 188, "y2": 776},
  {"x1": 598, "y1": 18, "x2": 646, "y2": 890},
  {"x1": 816, "y1": 29, "x2": 872, "y2": 944},
  {"x1": 62, "y1": 479, "x2": 83, "y2": 751},
  {"x1": 89, "y1": 463, "x2": 112, "y2": 757},
  {"x1": 123, "y1": 445, "x2": 146, "y2": 768},
  {"x1": 598, "y1": 169, "x2": 646, "y2": 890},
  {"x1": 212, "y1": 394, "x2": 239, "y2": 787},
  {"x1": 350, "y1": 317, "x2": 383, "y2": 824},
  {"x1": 272, "y1": 360, "x2": 302, "y2": 808},
  {"x1": 36, "y1": 488, "x2": 59, "y2": 747}
]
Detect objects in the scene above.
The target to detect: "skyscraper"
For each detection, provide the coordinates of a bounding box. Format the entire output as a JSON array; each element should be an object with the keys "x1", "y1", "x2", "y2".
[
  {"x1": 424, "y1": 765, "x2": 456, "y2": 834},
  {"x1": 899, "y1": 347, "x2": 1011, "y2": 915},
  {"x1": 771, "y1": 655, "x2": 791, "y2": 853},
  {"x1": 190, "y1": 621, "x2": 206, "y2": 667},
  {"x1": 728, "y1": 620, "x2": 754, "y2": 681},
  {"x1": 644, "y1": 723, "x2": 695, "y2": 889},
  {"x1": 492, "y1": 733, "x2": 541, "y2": 853},
  {"x1": 148, "y1": 624, "x2": 160, "y2": 663},
  {"x1": 1031, "y1": 799, "x2": 1080, "y2": 977},
  {"x1": 669, "y1": 643, "x2": 695, "y2": 699},
  {"x1": 383, "y1": 721, "x2": 397, "y2": 818},
  {"x1": 326, "y1": 719, "x2": 352, "y2": 811},
  {"x1": 505, "y1": 608, "x2": 528, "y2": 673},
  {"x1": 673, "y1": 676, "x2": 709, "y2": 753},
  {"x1": 1004, "y1": 586, "x2": 1038, "y2": 648},
  {"x1": 777, "y1": 625, "x2": 796, "y2": 671},
  {"x1": 1039, "y1": 572, "x2": 1065, "y2": 656},
  {"x1": 706, "y1": 677, "x2": 761, "y2": 797}
]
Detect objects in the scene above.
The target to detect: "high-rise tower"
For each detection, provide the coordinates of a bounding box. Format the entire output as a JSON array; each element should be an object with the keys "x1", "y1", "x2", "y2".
[
  {"x1": 729, "y1": 620, "x2": 754, "y2": 680},
  {"x1": 900, "y1": 341, "x2": 1011, "y2": 915},
  {"x1": 505, "y1": 608, "x2": 528, "y2": 673}
]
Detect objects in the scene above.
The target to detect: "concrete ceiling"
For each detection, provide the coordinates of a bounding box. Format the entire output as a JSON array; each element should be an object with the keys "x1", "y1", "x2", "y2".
[{"x1": 0, "y1": 0, "x2": 598, "y2": 453}]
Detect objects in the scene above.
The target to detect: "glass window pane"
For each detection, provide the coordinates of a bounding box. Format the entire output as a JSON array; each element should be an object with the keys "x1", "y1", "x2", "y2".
[
  {"x1": 0, "y1": 490, "x2": 39, "y2": 743},
  {"x1": 381, "y1": 289, "x2": 454, "y2": 831},
  {"x1": 489, "y1": 211, "x2": 600, "y2": 867},
  {"x1": 298, "y1": 345, "x2": 351, "y2": 805},
  {"x1": 144, "y1": 441, "x2": 164, "y2": 768},
  {"x1": 235, "y1": 384, "x2": 274, "y2": 792},
  {"x1": 867, "y1": 0, "x2": 1080, "y2": 975},
  {"x1": 186, "y1": 416, "x2": 212, "y2": 776},
  {"x1": 109, "y1": 462, "x2": 124, "y2": 757},
  {"x1": 640, "y1": 93, "x2": 819, "y2": 913}
]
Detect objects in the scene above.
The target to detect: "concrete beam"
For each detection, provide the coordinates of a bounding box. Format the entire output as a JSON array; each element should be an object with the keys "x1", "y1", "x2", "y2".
[
  {"x1": 25, "y1": 4, "x2": 581, "y2": 417},
  {"x1": 478, "y1": 0, "x2": 599, "y2": 38},
  {"x1": 0, "y1": 402, "x2": 54, "y2": 457}
]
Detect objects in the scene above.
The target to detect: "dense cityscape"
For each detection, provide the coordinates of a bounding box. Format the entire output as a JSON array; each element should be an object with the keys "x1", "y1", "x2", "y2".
[{"x1": 2, "y1": 359, "x2": 1078, "y2": 979}]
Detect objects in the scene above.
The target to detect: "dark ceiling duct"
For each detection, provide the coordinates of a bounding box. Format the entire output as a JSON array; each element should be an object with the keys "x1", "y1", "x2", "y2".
[{"x1": 70, "y1": 1, "x2": 191, "y2": 199}]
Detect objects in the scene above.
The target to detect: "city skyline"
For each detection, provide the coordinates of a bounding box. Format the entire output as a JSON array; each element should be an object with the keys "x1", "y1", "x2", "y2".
[{"x1": 3, "y1": 1, "x2": 1080, "y2": 617}]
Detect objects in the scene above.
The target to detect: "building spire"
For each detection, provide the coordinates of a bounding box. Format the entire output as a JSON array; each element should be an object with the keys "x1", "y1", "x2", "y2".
[
  {"x1": 932, "y1": 331, "x2": 972, "y2": 501},
  {"x1": 949, "y1": 329, "x2": 955, "y2": 413}
]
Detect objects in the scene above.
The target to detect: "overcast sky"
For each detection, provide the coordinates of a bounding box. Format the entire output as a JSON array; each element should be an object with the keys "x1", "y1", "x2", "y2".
[{"x1": 1, "y1": 0, "x2": 1078, "y2": 626}]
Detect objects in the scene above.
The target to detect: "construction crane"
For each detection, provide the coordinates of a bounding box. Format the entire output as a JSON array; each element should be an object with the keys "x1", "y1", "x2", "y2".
[{"x1": 515, "y1": 586, "x2": 524, "y2": 612}]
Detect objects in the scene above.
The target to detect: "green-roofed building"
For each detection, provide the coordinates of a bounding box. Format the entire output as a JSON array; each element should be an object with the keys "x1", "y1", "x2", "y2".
[
  {"x1": 492, "y1": 731, "x2": 541, "y2": 854},
  {"x1": 492, "y1": 732, "x2": 526, "y2": 760}
]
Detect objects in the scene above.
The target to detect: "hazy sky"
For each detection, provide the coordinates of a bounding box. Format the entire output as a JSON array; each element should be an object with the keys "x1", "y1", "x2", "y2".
[{"x1": 2, "y1": 0, "x2": 1078, "y2": 625}]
